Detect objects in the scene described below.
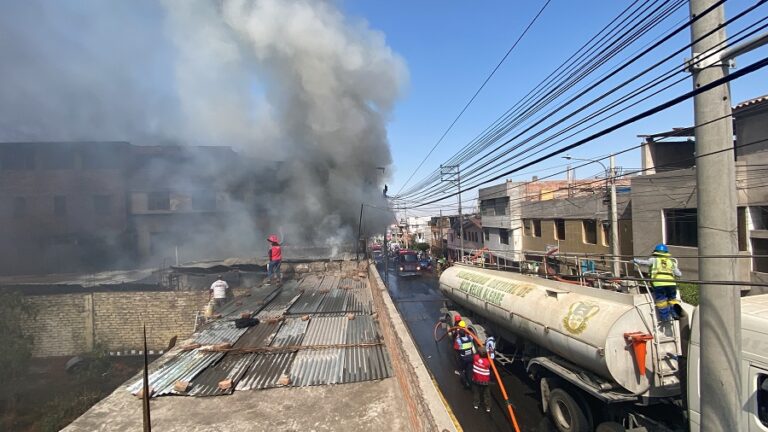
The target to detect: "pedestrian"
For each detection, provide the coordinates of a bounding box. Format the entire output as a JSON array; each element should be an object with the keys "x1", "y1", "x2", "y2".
[
  {"x1": 266, "y1": 234, "x2": 282, "y2": 285},
  {"x1": 209, "y1": 275, "x2": 229, "y2": 313},
  {"x1": 634, "y1": 243, "x2": 682, "y2": 321},
  {"x1": 453, "y1": 320, "x2": 474, "y2": 389},
  {"x1": 472, "y1": 347, "x2": 492, "y2": 412},
  {"x1": 485, "y1": 334, "x2": 496, "y2": 360}
]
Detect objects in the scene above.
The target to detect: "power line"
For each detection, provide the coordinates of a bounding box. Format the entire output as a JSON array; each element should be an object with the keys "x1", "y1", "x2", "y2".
[{"x1": 394, "y1": 0, "x2": 552, "y2": 196}]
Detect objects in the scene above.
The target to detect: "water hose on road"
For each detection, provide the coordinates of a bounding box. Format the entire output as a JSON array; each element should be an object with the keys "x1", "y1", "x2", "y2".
[
  {"x1": 442, "y1": 324, "x2": 522, "y2": 432},
  {"x1": 434, "y1": 320, "x2": 449, "y2": 342}
]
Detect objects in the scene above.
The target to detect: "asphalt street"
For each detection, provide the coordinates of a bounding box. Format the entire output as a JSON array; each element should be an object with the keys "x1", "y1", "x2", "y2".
[{"x1": 378, "y1": 264, "x2": 553, "y2": 432}]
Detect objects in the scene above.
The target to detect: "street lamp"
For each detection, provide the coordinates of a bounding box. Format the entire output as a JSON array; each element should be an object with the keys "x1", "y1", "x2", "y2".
[{"x1": 562, "y1": 154, "x2": 621, "y2": 277}]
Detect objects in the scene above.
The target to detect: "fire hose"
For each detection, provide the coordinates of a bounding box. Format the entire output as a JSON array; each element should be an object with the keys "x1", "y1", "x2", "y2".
[{"x1": 437, "y1": 322, "x2": 522, "y2": 432}]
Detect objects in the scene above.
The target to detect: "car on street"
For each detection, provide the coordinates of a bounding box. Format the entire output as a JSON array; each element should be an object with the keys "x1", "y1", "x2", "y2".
[{"x1": 397, "y1": 250, "x2": 421, "y2": 277}]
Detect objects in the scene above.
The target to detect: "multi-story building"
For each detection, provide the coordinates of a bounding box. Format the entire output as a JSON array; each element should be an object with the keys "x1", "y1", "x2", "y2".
[
  {"x1": 479, "y1": 177, "x2": 631, "y2": 269},
  {"x1": 0, "y1": 142, "x2": 132, "y2": 275},
  {"x1": 446, "y1": 215, "x2": 483, "y2": 262},
  {"x1": 630, "y1": 95, "x2": 768, "y2": 284},
  {"x1": 0, "y1": 141, "x2": 257, "y2": 275},
  {"x1": 428, "y1": 215, "x2": 452, "y2": 257}
]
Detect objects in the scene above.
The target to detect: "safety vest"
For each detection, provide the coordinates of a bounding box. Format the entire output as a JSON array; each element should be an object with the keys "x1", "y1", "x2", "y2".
[
  {"x1": 472, "y1": 355, "x2": 491, "y2": 384},
  {"x1": 270, "y1": 245, "x2": 282, "y2": 261},
  {"x1": 454, "y1": 334, "x2": 473, "y2": 357},
  {"x1": 650, "y1": 253, "x2": 676, "y2": 287}
]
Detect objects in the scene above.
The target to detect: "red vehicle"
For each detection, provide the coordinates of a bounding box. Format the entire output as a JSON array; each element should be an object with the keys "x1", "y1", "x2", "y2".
[{"x1": 397, "y1": 250, "x2": 421, "y2": 277}]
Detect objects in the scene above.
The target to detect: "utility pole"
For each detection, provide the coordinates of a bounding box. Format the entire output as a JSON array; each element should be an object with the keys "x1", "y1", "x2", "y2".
[
  {"x1": 609, "y1": 155, "x2": 620, "y2": 277},
  {"x1": 441, "y1": 165, "x2": 464, "y2": 262},
  {"x1": 688, "y1": 1, "x2": 741, "y2": 430},
  {"x1": 356, "y1": 203, "x2": 364, "y2": 262},
  {"x1": 440, "y1": 209, "x2": 445, "y2": 259}
]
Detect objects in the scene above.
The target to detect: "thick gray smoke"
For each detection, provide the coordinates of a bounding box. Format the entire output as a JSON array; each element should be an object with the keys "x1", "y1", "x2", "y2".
[{"x1": 0, "y1": 0, "x2": 405, "y2": 264}]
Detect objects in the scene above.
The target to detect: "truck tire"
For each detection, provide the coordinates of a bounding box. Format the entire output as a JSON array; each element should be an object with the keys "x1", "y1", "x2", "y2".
[{"x1": 548, "y1": 388, "x2": 590, "y2": 432}]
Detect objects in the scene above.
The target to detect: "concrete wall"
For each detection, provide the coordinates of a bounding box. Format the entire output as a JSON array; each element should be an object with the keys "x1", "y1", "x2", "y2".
[{"x1": 368, "y1": 264, "x2": 457, "y2": 432}]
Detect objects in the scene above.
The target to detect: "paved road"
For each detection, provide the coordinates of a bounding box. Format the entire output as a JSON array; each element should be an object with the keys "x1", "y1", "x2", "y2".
[{"x1": 378, "y1": 265, "x2": 553, "y2": 432}]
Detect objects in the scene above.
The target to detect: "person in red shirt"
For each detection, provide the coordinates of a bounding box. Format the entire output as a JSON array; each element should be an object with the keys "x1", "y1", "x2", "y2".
[
  {"x1": 472, "y1": 346, "x2": 492, "y2": 412},
  {"x1": 266, "y1": 235, "x2": 282, "y2": 285}
]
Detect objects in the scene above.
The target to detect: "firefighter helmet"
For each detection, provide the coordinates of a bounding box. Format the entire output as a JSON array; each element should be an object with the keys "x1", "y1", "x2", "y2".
[{"x1": 267, "y1": 234, "x2": 280, "y2": 244}]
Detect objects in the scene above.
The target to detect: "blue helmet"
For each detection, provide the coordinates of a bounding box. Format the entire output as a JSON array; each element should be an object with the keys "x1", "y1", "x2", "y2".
[{"x1": 653, "y1": 243, "x2": 669, "y2": 254}]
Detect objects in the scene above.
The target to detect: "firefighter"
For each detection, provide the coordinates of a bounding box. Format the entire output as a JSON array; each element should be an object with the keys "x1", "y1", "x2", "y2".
[
  {"x1": 472, "y1": 346, "x2": 492, "y2": 412},
  {"x1": 453, "y1": 320, "x2": 474, "y2": 389},
  {"x1": 634, "y1": 243, "x2": 682, "y2": 321},
  {"x1": 266, "y1": 235, "x2": 282, "y2": 285}
]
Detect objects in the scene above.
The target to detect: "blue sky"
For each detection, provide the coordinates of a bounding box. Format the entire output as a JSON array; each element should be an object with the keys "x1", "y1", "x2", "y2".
[{"x1": 342, "y1": 0, "x2": 768, "y2": 216}]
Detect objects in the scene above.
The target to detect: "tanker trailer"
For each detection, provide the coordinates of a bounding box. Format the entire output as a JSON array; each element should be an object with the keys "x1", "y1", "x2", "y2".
[{"x1": 439, "y1": 265, "x2": 692, "y2": 431}]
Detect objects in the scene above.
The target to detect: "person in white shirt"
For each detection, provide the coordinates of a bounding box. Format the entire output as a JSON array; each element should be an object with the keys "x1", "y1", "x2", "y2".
[{"x1": 209, "y1": 275, "x2": 229, "y2": 312}]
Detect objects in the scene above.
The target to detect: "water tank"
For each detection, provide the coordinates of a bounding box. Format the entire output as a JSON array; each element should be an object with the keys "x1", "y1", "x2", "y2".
[{"x1": 439, "y1": 265, "x2": 681, "y2": 395}]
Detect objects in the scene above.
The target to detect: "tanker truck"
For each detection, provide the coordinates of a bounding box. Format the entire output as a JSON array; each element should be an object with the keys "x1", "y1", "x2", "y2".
[{"x1": 439, "y1": 265, "x2": 768, "y2": 432}]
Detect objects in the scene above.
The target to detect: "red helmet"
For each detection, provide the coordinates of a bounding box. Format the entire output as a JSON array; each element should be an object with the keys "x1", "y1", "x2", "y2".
[
  {"x1": 453, "y1": 314, "x2": 462, "y2": 324},
  {"x1": 267, "y1": 234, "x2": 279, "y2": 244}
]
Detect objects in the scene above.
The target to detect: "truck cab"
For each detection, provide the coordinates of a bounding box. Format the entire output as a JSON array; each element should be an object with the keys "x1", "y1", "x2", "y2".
[
  {"x1": 397, "y1": 250, "x2": 420, "y2": 277},
  {"x1": 687, "y1": 295, "x2": 768, "y2": 431}
]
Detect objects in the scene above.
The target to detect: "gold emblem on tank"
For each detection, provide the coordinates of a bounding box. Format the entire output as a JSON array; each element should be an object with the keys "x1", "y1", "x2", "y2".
[{"x1": 563, "y1": 301, "x2": 600, "y2": 334}]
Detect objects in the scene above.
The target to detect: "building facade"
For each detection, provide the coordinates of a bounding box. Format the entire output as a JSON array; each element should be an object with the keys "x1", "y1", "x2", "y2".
[
  {"x1": 0, "y1": 141, "x2": 258, "y2": 275},
  {"x1": 630, "y1": 95, "x2": 768, "y2": 283}
]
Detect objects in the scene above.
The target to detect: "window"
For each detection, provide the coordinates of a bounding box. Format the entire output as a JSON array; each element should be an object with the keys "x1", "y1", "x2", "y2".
[
  {"x1": 93, "y1": 195, "x2": 112, "y2": 215},
  {"x1": 480, "y1": 198, "x2": 508, "y2": 216},
  {"x1": 192, "y1": 191, "x2": 217, "y2": 211},
  {"x1": 753, "y1": 238, "x2": 768, "y2": 273},
  {"x1": 738, "y1": 207, "x2": 747, "y2": 252},
  {"x1": 40, "y1": 147, "x2": 75, "y2": 169},
  {"x1": 532, "y1": 220, "x2": 542, "y2": 238},
  {"x1": 500, "y1": 229, "x2": 510, "y2": 245},
  {"x1": 1, "y1": 149, "x2": 35, "y2": 170},
  {"x1": 148, "y1": 192, "x2": 170, "y2": 211},
  {"x1": 758, "y1": 374, "x2": 768, "y2": 427},
  {"x1": 583, "y1": 220, "x2": 597, "y2": 244},
  {"x1": 82, "y1": 147, "x2": 121, "y2": 169},
  {"x1": 483, "y1": 228, "x2": 490, "y2": 241},
  {"x1": 523, "y1": 219, "x2": 532, "y2": 236},
  {"x1": 13, "y1": 197, "x2": 26, "y2": 218},
  {"x1": 602, "y1": 222, "x2": 610, "y2": 246},
  {"x1": 555, "y1": 219, "x2": 566, "y2": 240},
  {"x1": 54, "y1": 196, "x2": 66, "y2": 216},
  {"x1": 664, "y1": 208, "x2": 698, "y2": 247}
]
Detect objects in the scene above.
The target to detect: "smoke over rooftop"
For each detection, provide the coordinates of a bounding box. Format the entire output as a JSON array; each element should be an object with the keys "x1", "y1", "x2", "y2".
[{"x1": 0, "y1": 0, "x2": 406, "y2": 264}]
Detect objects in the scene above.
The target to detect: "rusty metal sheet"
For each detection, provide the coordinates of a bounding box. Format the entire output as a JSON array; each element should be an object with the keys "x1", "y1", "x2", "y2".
[{"x1": 232, "y1": 321, "x2": 280, "y2": 349}]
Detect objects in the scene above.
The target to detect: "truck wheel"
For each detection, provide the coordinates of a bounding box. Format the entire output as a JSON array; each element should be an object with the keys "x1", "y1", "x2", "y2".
[{"x1": 548, "y1": 388, "x2": 590, "y2": 432}]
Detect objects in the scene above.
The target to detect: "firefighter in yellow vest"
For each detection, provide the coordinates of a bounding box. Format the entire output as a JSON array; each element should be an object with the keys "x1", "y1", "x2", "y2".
[{"x1": 634, "y1": 244, "x2": 682, "y2": 321}]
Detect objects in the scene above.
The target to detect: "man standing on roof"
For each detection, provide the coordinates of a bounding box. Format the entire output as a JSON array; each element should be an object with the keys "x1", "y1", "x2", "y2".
[
  {"x1": 266, "y1": 235, "x2": 282, "y2": 285},
  {"x1": 634, "y1": 243, "x2": 682, "y2": 321},
  {"x1": 453, "y1": 320, "x2": 474, "y2": 389},
  {"x1": 209, "y1": 275, "x2": 229, "y2": 313},
  {"x1": 472, "y1": 346, "x2": 492, "y2": 412}
]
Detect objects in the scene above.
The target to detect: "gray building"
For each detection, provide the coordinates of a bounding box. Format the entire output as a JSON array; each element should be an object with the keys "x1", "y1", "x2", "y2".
[{"x1": 631, "y1": 95, "x2": 768, "y2": 283}]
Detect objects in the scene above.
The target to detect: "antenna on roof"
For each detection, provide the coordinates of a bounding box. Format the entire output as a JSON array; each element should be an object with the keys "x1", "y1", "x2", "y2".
[{"x1": 142, "y1": 324, "x2": 152, "y2": 432}]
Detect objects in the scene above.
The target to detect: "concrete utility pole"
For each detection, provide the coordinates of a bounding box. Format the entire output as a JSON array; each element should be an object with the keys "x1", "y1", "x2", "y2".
[
  {"x1": 441, "y1": 165, "x2": 464, "y2": 262},
  {"x1": 688, "y1": 1, "x2": 741, "y2": 430},
  {"x1": 609, "y1": 155, "x2": 620, "y2": 277}
]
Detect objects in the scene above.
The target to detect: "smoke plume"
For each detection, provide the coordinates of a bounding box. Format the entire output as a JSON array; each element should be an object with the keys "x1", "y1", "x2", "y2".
[{"x1": 0, "y1": 0, "x2": 406, "y2": 264}]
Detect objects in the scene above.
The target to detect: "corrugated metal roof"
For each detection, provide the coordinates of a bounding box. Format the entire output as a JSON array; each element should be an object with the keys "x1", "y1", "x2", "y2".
[
  {"x1": 235, "y1": 352, "x2": 296, "y2": 390},
  {"x1": 734, "y1": 94, "x2": 768, "y2": 111},
  {"x1": 127, "y1": 349, "x2": 224, "y2": 396},
  {"x1": 232, "y1": 321, "x2": 280, "y2": 349},
  {"x1": 289, "y1": 316, "x2": 347, "y2": 386},
  {"x1": 127, "y1": 269, "x2": 392, "y2": 398},
  {"x1": 193, "y1": 320, "x2": 248, "y2": 345},
  {"x1": 186, "y1": 353, "x2": 255, "y2": 396},
  {"x1": 287, "y1": 289, "x2": 327, "y2": 314}
]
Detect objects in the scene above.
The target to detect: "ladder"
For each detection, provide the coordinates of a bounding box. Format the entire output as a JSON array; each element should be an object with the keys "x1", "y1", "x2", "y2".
[{"x1": 634, "y1": 263, "x2": 682, "y2": 388}]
